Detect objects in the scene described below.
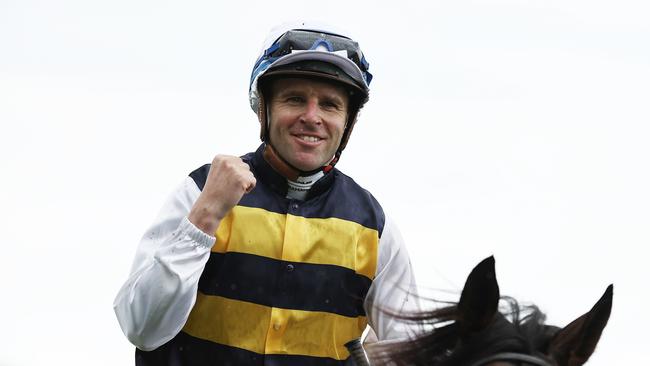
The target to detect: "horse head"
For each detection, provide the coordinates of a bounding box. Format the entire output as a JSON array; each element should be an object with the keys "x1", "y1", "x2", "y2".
[
  {"x1": 458, "y1": 256, "x2": 613, "y2": 366},
  {"x1": 366, "y1": 256, "x2": 613, "y2": 366}
]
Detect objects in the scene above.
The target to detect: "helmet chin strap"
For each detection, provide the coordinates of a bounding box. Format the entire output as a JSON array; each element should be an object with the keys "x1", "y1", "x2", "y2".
[{"x1": 262, "y1": 143, "x2": 340, "y2": 182}]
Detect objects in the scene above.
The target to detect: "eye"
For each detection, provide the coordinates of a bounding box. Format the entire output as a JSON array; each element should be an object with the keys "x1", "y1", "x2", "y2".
[
  {"x1": 286, "y1": 96, "x2": 304, "y2": 104},
  {"x1": 321, "y1": 100, "x2": 342, "y2": 111}
]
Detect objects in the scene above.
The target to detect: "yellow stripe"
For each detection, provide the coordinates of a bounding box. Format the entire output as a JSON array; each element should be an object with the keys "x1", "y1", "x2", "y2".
[
  {"x1": 183, "y1": 294, "x2": 269, "y2": 353},
  {"x1": 212, "y1": 206, "x2": 378, "y2": 279},
  {"x1": 183, "y1": 294, "x2": 367, "y2": 360}
]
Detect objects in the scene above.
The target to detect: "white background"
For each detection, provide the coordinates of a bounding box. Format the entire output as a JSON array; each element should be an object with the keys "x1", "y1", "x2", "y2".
[{"x1": 1, "y1": 0, "x2": 648, "y2": 365}]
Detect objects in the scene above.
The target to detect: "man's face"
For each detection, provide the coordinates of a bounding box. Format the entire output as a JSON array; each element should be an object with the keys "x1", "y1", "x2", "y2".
[{"x1": 267, "y1": 77, "x2": 349, "y2": 172}]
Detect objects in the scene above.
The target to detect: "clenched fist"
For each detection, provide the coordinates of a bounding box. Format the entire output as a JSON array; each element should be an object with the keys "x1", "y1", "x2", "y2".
[{"x1": 188, "y1": 155, "x2": 256, "y2": 235}]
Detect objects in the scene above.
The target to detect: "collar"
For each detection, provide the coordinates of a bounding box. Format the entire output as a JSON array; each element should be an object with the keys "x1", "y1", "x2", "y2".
[
  {"x1": 249, "y1": 143, "x2": 336, "y2": 200},
  {"x1": 287, "y1": 170, "x2": 325, "y2": 200}
]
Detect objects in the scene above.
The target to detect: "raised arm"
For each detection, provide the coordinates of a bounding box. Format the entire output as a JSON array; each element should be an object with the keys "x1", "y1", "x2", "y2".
[{"x1": 113, "y1": 155, "x2": 256, "y2": 350}]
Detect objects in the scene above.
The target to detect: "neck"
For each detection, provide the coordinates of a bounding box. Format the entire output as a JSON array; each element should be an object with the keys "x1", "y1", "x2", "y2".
[{"x1": 262, "y1": 143, "x2": 335, "y2": 200}]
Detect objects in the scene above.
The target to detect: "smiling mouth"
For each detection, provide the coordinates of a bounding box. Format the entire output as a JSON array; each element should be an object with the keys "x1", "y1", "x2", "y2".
[{"x1": 295, "y1": 135, "x2": 323, "y2": 143}]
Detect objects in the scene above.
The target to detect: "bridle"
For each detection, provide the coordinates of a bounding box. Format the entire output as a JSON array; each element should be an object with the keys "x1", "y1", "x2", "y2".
[
  {"x1": 469, "y1": 352, "x2": 554, "y2": 366},
  {"x1": 345, "y1": 338, "x2": 555, "y2": 366}
]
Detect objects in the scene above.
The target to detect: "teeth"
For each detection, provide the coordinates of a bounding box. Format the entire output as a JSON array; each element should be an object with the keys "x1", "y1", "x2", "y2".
[{"x1": 298, "y1": 135, "x2": 321, "y2": 142}]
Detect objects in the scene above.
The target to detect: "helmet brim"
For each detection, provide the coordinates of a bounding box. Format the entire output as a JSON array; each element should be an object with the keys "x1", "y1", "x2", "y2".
[
  {"x1": 269, "y1": 51, "x2": 369, "y2": 92},
  {"x1": 260, "y1": 61, "x2": 368, "y2": 100}
]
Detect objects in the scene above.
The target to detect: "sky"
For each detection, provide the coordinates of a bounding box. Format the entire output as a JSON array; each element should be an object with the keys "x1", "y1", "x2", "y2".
[{"x1": 1, "y1": 0, "x2": 648, "y2": 365}]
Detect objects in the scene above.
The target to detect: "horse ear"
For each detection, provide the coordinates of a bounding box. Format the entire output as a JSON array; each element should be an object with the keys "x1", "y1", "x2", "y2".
[
  {"x1": 457, "y1": 256, "x2": 500, "y2": 333},
  {"x1": 547, "y1": 284, "x2": 613, "y2": 366}
]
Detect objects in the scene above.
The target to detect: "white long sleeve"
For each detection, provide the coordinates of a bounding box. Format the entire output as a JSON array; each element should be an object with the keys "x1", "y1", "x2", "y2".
[
  {"x1": 113, "y1": 177, "x2": 214, "y2": 351},
  {"x1": 364, "y1": 216, "x2": 419, "y2": 340}
]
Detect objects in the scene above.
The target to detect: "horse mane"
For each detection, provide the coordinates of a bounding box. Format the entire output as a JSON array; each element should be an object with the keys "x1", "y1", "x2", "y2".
[{"x1": 366, "y1": 296, "x2": 559, "y2": 366}]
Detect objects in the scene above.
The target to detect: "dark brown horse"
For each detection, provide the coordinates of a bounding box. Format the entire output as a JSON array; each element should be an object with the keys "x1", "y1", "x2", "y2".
[{"x1": 362, "y1": 256, "x2": 612, "y2": 366}]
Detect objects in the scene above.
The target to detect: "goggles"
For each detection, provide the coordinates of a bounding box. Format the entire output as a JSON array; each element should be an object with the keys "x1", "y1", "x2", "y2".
[{"x1": 250, "y1": 29, "x2": 373, "y2": 91}]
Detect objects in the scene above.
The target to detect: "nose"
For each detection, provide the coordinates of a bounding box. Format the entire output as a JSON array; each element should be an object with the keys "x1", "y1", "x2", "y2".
[{"x1": 300, "y1": 98, "x2": 322, "y2": 125}]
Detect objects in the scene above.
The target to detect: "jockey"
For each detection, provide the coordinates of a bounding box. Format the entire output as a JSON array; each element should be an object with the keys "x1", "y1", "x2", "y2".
[{"x1": 114, "y1": 21, "x2": 418, "y2": 366}]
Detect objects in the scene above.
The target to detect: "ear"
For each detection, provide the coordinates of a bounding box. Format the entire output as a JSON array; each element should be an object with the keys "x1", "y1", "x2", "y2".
[
  {"x1": 457, "y1": 256, "x2": 500, "y2": 334},
  {"x1": 547, "y1": 284, "x2": 613, "y2": 366}
]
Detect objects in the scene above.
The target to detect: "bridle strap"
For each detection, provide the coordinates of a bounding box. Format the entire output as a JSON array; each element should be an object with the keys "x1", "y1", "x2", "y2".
[{"x1": 469, "y1": 352, "x2": 554, "y2": 366}]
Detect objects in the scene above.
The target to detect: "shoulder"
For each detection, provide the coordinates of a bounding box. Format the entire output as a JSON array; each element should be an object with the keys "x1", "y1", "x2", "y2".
[
  {"x1": 333, "y1": 170, "x2": 382, "y2": 205},
  {"x1": 332, "y1": 169, "x2": 386, "y2": 233}
]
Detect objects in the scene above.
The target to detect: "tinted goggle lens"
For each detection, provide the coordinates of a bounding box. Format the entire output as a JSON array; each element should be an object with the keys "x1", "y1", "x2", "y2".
[{"x1": 263, "y1": 30, "x2": 369, "y2": 73}]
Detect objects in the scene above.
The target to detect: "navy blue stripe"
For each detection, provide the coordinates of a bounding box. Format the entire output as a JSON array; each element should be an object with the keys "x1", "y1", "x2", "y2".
[
  {"x1": 188, "y1": 146, "x2": 385, "y2": 235},
  {"x1": 238, "y1": 177, "x2": 289, "y2": 215},
  {"x1": 136, "y1": 332, "x2": 349, "y2": 366},
  {"x1": 198, "y1": 252, "x2": 370, "y2": 318}
]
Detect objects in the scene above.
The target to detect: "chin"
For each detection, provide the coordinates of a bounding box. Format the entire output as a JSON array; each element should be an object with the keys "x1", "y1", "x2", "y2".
[
  {"x1": 294, "y1": 163, "x2": 320, "y2": 172},
  {"x1": 289, "y1": 155, "x2": 327, "y2": 172}
]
